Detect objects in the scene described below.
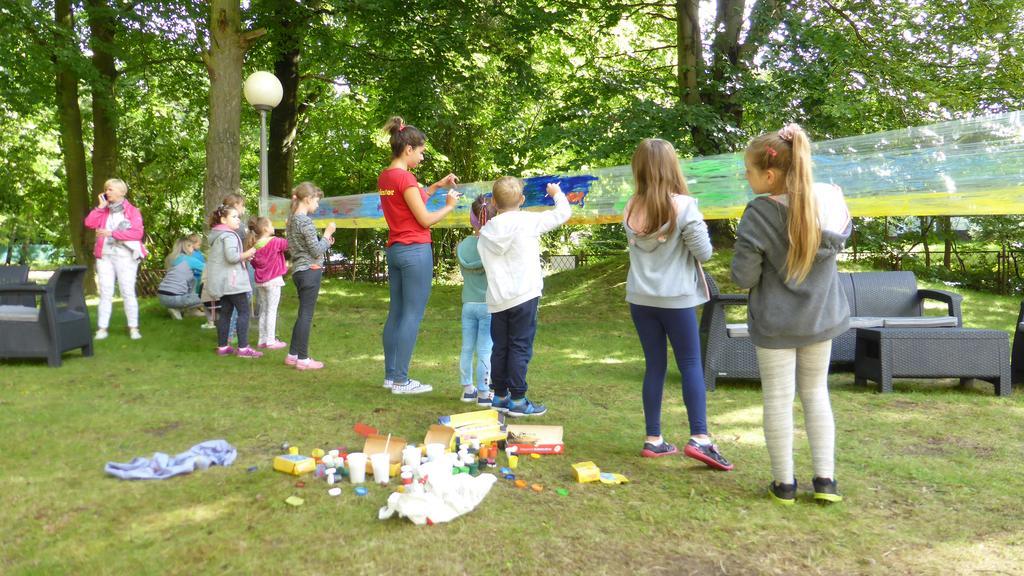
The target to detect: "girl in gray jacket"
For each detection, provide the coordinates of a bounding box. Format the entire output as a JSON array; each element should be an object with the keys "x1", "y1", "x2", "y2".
[
  {"x1": 624, "y1": 139, "x2": 732, "y2": 471},
  {"x1": 207, "y1": 205, "x2": 260, "y2": 358},
  {"x1": 731, "y1": 124, "x2": 851, "y2": 505}
]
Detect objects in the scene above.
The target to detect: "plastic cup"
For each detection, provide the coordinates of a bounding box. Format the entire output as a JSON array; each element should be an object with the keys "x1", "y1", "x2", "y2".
[
  {"x1": 425, "y1": 443, "x2": 445, "y2": 462},
  {"x1": 370, "y1": 453, "x2": 390, "y2": 485},
  {"x1": 346, "y1": 452, "x2": 367, "y2": 484},
  {"x1": 402, "y1": 445, "x2": 421, "y2": 469}
]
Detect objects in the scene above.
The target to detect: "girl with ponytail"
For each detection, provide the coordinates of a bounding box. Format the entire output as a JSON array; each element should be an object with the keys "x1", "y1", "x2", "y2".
[
  {"x1": 377, "y1": 116, "x2": 461, "y2": 395},
  {"x1": 731, "y1": 123, "x2": 852, "y2": 505}
]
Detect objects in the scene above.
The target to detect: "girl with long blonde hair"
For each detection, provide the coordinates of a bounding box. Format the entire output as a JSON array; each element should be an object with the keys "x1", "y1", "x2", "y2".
[
  {"x1": 731, "y1": 123, "x2": 852, "y2": 505},
  {"x1": 624, "y1": 138, "x2": 732, "y2": 470}
]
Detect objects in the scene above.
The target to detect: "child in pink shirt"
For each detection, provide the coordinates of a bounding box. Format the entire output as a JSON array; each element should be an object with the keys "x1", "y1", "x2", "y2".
[{"x1": 247, "y1": 217, "x2": 289, "y2": 349}]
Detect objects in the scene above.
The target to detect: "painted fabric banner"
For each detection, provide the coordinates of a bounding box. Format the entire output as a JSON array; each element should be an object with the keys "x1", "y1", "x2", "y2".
[{"x1": 268, "y1": 110, "x2": 1024, "y2": 228}]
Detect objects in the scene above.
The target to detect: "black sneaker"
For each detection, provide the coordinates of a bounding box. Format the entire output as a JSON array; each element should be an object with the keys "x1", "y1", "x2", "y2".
[
  {"x1": 683, "y1": 439, "x2": 733, "y2": 471},
  {"x1": 769, "y1": 480, "x2": 797, "y2": 505},
  {"x1": 812, "y1": 477, "x2": 843, "y2": 503},
  {"x1": 641, "y1": 441, "x2": 678, "y2": 458}
]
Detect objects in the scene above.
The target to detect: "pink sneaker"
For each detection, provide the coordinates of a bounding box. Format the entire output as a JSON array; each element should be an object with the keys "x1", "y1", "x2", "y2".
[
  {"x1": 258, "y1": 340, "x2": 287, "y2": 350},
  {"x1": 216, "y1": 346, "x2": 234, "y2": 356},
  {"x1": 295, "y1": 357, "x2": 324, "y2": 371},
  {"x1": 235, "y1": 347, "x2": 263, "y2": 358},
  {"x1": 285, "y1": 354, "x2": 298, "y2": 366}
]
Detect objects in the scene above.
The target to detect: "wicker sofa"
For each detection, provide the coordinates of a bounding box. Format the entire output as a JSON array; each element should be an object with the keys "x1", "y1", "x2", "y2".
[{"x1": 699, "y1": 271, "x2": 963, "y2": 390}]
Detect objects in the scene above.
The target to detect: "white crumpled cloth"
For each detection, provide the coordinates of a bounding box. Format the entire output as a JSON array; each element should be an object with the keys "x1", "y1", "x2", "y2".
[{"x1": 378, "y1": 460, "x2": 497, "y2": 525}]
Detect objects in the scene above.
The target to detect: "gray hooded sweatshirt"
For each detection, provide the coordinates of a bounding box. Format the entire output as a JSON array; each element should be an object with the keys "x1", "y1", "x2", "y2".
[
  {"x1": 624, "y1": 195, "x2": 713, "y2": 309},
  {"x1": 206, "y1": 227, "x2": 251, "y2": 299},
  {"x1": 731, "y1": 194, "x2": 852, "y2": 349}
]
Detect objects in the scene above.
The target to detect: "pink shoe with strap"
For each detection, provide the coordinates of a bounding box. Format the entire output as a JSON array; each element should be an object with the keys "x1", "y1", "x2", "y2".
[{"x1": 235, "y1": 347, "x2": 263, "y2": 359}]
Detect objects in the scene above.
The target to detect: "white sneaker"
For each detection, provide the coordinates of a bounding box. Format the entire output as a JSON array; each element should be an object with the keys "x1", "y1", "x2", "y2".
[
  {"x1": 200, "y1": 322, "x2": 216, "y2": 330},
  {"x1": 95, "y1": 328, "x2": 108, "y2": 340},
  {"x1": 383, "y1": 379, "x2": 393, "y2": 389},
  {"x1": 168, "y1": 308, "x2": 183, "y2": 320},
  {"x1": 391, "y1": 379, "x2": 432, "y2": 395},
  {"x1": 129, "y1": 328, "x2": 142, "y2": 340}
]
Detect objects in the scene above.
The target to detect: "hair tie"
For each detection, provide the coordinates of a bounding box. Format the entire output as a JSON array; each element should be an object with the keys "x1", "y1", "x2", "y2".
[
  {"x1": 777, "y1": 124, "x2": 797, "y2": 142},
  {"x1": 766, "y1": 147, "x2": 777, "y2": 158},
  {"x1": 398, "y1": 121, "x2": 406, "y2": 132}
]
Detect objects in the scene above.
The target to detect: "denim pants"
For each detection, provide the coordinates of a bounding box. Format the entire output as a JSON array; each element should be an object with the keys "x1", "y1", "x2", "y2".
[
  {"x1": 217, "y1": 292, "x2": 251, "y2": 348},
  {"x1": 490, "y1": 297, "x2": 539, "y2": 400},
  {"x1": 460, "y1": 302, "x2": 493, "y2": 391},
  {"x1": 629, "y1": 304, "x2": 708, "y2": 437},
  {"x1": 383, "y1": 243, "x2": 433, "y2": 383},
  {"x1": 289, "y1": 268, "x2": 323, "y2": 360}
]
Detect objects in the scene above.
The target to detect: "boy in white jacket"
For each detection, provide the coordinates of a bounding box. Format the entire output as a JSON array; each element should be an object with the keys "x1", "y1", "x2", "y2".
[{"x1": 478, "y1": 177, "x2": 571, "y2": 417}]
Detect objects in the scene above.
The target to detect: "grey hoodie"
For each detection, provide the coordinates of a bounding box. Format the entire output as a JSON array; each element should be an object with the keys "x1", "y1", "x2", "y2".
[
  {"x1": 206, "y1": 227, "x2": 251, "y2": 299},
  {"x1": 624, "y1": 195, "x2": 712, "y2": 309},
  {"x1": 731, "y1": 194, "x2": 852, "y2": 349}
]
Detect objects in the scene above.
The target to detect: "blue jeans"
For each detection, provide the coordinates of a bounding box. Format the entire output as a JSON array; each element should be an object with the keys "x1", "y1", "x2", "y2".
[
  {"x1": 460, "y1": 302, "x2": 492, "y2": 391},
  {"x1": 629, "y1": 304, "x2": 708, "y2": 437},
  {"x1": 383, "y1": 243, "x2": 433, "y2": 383},
  {"x1": 490, "y1": 297, "x2": 539, "y2": 400}
]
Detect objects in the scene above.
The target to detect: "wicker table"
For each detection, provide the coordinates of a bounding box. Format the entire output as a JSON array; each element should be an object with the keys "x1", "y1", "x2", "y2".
[{"x1": 854, "y1": 327, "x2": 1011, "y2": 396}]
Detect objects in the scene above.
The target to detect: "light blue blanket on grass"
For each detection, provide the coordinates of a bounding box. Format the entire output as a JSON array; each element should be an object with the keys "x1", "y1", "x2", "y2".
[{"x1": 104, "y1": 439, "x2": 237, "y2": 480}]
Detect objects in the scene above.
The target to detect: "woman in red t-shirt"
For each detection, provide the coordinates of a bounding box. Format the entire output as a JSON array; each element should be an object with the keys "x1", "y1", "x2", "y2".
[{"x1": 378, "y1": 116, "x2": 460, "y2": 395}]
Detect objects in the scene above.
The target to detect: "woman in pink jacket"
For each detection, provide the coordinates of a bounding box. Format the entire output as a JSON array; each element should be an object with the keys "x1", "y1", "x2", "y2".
[{"x1": 84, "y1": 178, "x2": 148, "y2": 340}]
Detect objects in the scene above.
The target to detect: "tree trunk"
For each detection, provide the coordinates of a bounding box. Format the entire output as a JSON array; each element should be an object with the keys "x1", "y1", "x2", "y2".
[
  {"x1": 203, "y1": 1, "x2": 249, "y2": 219},
  {"x1": 54, "y1": 0, "x2": 96, "y2": 292},
  {"x1": 86, "y1": 0, "x2": 119, "y2": 199},
  {"x1": 676, "y1": 0, "x2": 701, "y2": 107},
  {"x1": 939, "y1": 216, "x2": 953, "y2": 269},
  {"x1": 920, "y1": 217, "x2": 931, "y2": 267},
  {"x1": 267, "y1": 1, "x2": 306, "y2": 199}
]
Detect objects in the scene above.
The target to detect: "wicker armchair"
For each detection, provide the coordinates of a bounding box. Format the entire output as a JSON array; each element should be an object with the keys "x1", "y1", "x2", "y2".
[{"x1": 0, "y1": 266, "x2": 93, "y2": 367}]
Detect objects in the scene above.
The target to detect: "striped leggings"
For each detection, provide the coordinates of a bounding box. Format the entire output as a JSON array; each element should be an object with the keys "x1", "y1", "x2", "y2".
[{"x1": 755, "y1": 340, "x2": 835, "y2": 483}]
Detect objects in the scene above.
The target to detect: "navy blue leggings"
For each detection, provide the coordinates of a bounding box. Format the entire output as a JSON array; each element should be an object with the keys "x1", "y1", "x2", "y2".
[{"x1": 629, "y1": 304, "x2": 708, "y2": 437}]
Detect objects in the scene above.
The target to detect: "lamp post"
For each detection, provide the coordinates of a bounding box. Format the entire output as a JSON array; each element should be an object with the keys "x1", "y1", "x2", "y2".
[{"x1": 243, "y1": 71, "x2": 284, "y2": 218}]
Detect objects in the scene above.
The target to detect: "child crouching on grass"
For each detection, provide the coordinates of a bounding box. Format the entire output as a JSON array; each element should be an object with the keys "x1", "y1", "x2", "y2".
[{"x1": 478, "y1": 177, "x2": 571, "y2": 417}]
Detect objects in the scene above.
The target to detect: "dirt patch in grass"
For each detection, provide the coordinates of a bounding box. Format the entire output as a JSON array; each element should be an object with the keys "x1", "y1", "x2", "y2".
[
  {"x1": 144, "y1": 421, "x2": 181, "y2": 437},
  {"x1": 901, "y1": 435, "x2": 995, "y2": 457}
]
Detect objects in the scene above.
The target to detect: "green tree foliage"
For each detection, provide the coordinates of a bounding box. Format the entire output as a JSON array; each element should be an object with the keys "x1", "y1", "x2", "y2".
[{"x1": 2, "y1": 0, "x2": 1024, "y2": 268}]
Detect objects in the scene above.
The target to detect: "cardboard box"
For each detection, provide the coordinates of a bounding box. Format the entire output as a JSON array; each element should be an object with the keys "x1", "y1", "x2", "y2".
[
  {"x1": 423, "y1": 424, "x2": 455, "y2": 451},
  {"x1": 507, "y1": 424, "x2": 564, "y2": 455},
  {"x1": 438, "y1": 409, "x2": 507, "y2": 448},
  {"x1": 362, "y1": 433, "x2": 407, "y2": 476},
  {"x1": 572, "y1": 461, "x2": 600, "y2": 483},
  {"x1": 273, "y1": 454, "x2": 317, "y2": 476}
]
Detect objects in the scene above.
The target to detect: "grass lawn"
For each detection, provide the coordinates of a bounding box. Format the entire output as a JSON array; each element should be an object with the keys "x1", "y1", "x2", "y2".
[{"x1": 2, "y1": 252, "x2": 1022, "y2": 575}]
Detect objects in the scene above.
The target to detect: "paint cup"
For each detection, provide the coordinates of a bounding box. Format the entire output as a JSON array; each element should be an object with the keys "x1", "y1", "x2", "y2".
[
  {"x1": 370, "y1": 453, "x2": 390, "y2": 485},
  {"x1": 402, "y1": 445, "x2": 421, "y2": 469},
  {"x1": 346, "y1": 452, "x2": 367, "y2": 484},
  {"x1": 425, "y1": 443, "x2": 446, "y2": 462}
]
